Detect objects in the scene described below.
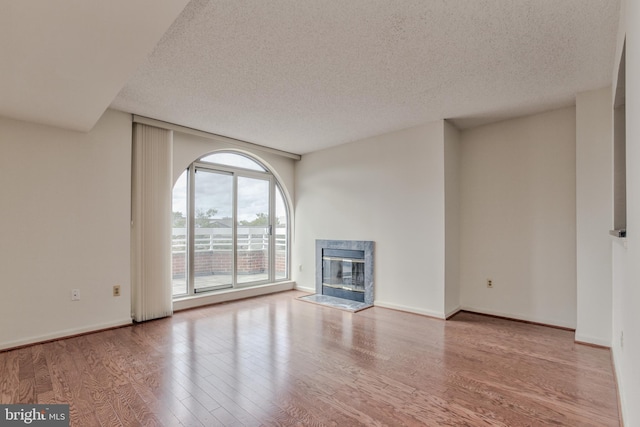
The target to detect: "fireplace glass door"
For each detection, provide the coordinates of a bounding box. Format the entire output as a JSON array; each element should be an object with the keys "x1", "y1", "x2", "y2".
[{"x1": 322, "y1": 249, "x2": 365, "y2": 302}]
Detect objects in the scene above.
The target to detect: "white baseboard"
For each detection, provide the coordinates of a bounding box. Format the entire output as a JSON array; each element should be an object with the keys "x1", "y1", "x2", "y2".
[
  {"x1": 294, "y1": 284, "x2": 315, "y2": 293},
  {"x1": 611, "y1": 347, "x2": 627, "y2": 426},
  {"x1": 460, "y1": 305, "x2": 576, "y2": 330},
  {"x1": 445, "y1": 305, "x2": 461, "y2": 319},
  {"x1": 0, "y1": 318, "x2": 133, "y2": 351},
  {"x1": 173, "y1": 281, "x2": 295, "y2": 311},
  {"x1": 374, "y1": 300, "x2": 445, "y2": 319},
  {"x1": 574, "y1": 332, "x2": 611, "y2": 348}
]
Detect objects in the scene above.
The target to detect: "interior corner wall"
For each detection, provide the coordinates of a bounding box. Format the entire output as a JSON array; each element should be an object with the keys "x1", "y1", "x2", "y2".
[
  {"x1": 293, "y1": 121, "x2": 447, "y2": 318},
  {"x1": 444, "y1": 121, "x2": 461, "y2": 316},
  {"x1": 575, "y1": 87, "x2": 613, "y2": 346},
  {"x1": 0, "y1": 109, "x2": 133, "y2": 350},
  {"x1": 611, "y1": 0, "x2": 640, "y2": 424},
  {"x1": 459, "y1": 107, "x2": 577, "y2": 328}
]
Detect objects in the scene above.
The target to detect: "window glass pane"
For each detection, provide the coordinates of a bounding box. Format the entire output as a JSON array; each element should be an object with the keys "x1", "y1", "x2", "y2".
[
  {"x1": 237, "y1": 176, "x2": 270, "y2": 284},
  {"x1": 200, "y1": 152, "x2": 266, "y2": 171},
  {"x1": 172, "y1": 170, "x2": 188, "y2": 296},
  {"x1": 194, "y1": 169, "x2": 233, "y2": 291},
  {"x1": 275, "y1": 186, "x2": 288, "y2": 280}
]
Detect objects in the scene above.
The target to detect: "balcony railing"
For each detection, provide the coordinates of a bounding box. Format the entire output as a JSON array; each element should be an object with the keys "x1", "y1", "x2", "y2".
[{"x1": 172, "y1": 227, "x2": 287, "y2": 253}]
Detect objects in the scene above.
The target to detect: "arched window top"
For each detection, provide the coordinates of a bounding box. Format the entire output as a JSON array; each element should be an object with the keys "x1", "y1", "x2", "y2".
[{"x1": 199, "y1": 152, "x2": 266, "y2": 172}]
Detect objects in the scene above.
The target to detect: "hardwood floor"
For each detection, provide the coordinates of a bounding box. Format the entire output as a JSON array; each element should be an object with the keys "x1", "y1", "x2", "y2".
[{"x1": 0, "y1": 290, "x2": 619, "y2": 426}]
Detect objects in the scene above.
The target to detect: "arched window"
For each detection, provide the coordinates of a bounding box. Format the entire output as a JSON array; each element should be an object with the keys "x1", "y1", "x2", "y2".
[{"x1": 171, "y1": 151, "x2": 289, "y2": 297}]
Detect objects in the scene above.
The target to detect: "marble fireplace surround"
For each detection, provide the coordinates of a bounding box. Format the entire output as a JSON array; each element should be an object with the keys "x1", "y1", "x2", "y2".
[{"x1": 299, "y1": 239, "x2": 374, "y2": 312}]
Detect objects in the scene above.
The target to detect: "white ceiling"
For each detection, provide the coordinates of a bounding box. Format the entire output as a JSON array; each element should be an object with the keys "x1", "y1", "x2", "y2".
[
  {"x1": 0, "y1": 0, "x2": 189, "y2": 131},
  {"x1": 2, "y1": 1, "x2": 620, "y2": 154}
]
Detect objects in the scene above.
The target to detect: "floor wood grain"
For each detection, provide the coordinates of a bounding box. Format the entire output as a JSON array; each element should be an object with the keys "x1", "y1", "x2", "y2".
[{"x1": 0, "y1": 291, "x2": 620, "y2": 426}]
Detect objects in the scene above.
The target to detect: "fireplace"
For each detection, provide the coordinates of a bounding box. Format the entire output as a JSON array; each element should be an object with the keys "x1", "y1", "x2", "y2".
[{"x1": 315, "y1": 239, "x2": 374, "y2": 308}]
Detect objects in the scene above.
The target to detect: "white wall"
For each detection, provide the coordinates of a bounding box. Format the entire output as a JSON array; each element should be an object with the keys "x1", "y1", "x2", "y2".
[
  {"x1": 575, "y1": 87, "x2": 613, "y2": 346},
  {"x1": 0, "y1": 109, "x2": 133, "y2": 349},
  {"x1": 459, "y1": 108, "x2": 577, "y2": 328},
  {"x1": 611, "y1": 0, "x2": 640, "y2": 424},
  {"x1": 294, "y1": 121, "x2": 448, "y2": 317},
  {"x1": 444, "y1": 121, "x2": 461, "y2": 316}
]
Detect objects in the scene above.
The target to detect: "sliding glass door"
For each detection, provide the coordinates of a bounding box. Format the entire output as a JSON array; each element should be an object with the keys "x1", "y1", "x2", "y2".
[
  {"x1": 172, "y1": 152, "x2": 288, "y2": 298},
  {"x1": 237, "y1": 176, "x2": 270, "y2": 284},
  {"x1": 193, "y1": 169, "x2": 233, "y2": 292}
]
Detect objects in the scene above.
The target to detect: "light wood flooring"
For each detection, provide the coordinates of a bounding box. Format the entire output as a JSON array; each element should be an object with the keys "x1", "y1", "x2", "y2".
[{"x1": 0, "y1": 290, "x2": 620, "y2": 426}]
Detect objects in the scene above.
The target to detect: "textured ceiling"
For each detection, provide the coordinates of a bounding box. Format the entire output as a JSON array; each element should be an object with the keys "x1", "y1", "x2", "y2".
[
  {"x1": 0, "y1": 0, "x2": 189, "y2": 131},
  {"x1": 112, "y1": 0, "x2": 620, "y2": 154},
  {"x1": 8, "y1": 1, "x2": 617, "y2": 153}
]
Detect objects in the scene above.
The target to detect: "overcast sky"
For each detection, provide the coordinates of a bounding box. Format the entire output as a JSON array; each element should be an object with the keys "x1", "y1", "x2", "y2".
[{"x1": 173, "y1": 169, "x2": 286, "y2": 224}]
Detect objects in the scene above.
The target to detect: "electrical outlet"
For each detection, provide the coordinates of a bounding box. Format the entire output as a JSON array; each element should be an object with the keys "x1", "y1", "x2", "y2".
[
  {"x1": 71, "y1": 289, "x2": 80, "y2": 301},
  {"x1": 487, "y1": 279, "x2": 493, "y2": 288},
  {"x1": 621, "y1": 331, "x2": 624, "y2": 349},
  {"x1": 113, "y1": 285, "x2": 121, "y2": 297},
  {"x1": 299, "y1": 265, "x2": 303, "y2": 272}
]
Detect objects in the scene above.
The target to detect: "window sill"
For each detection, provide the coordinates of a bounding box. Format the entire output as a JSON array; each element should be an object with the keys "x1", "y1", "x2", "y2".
[{"x1": 173, "y1": 280, "x2": 295, "y2": 312}]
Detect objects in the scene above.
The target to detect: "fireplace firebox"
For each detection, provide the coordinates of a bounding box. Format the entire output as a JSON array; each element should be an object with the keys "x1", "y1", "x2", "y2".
[{"x1": 322, "y1": 248, "x2": 366, "y2": 302}]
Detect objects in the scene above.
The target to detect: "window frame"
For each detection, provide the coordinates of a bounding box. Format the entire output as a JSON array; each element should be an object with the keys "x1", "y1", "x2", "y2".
[{"x1": 173, "y1": 151, "x2": 290, "y2": 298}]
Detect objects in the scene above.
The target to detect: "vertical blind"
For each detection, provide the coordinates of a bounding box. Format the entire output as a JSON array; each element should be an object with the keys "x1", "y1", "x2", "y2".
[{"x1": 131, "y1": 123, "x2": 173, "y2": 322}]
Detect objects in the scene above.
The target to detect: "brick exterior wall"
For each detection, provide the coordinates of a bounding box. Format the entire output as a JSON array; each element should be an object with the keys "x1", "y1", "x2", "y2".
[
  {"x1": 173, "y1": 249, "x2": 287, "y2": 279},
  {"x1": 275, "y1": 250, "x2": 286, "y2": 275}
]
